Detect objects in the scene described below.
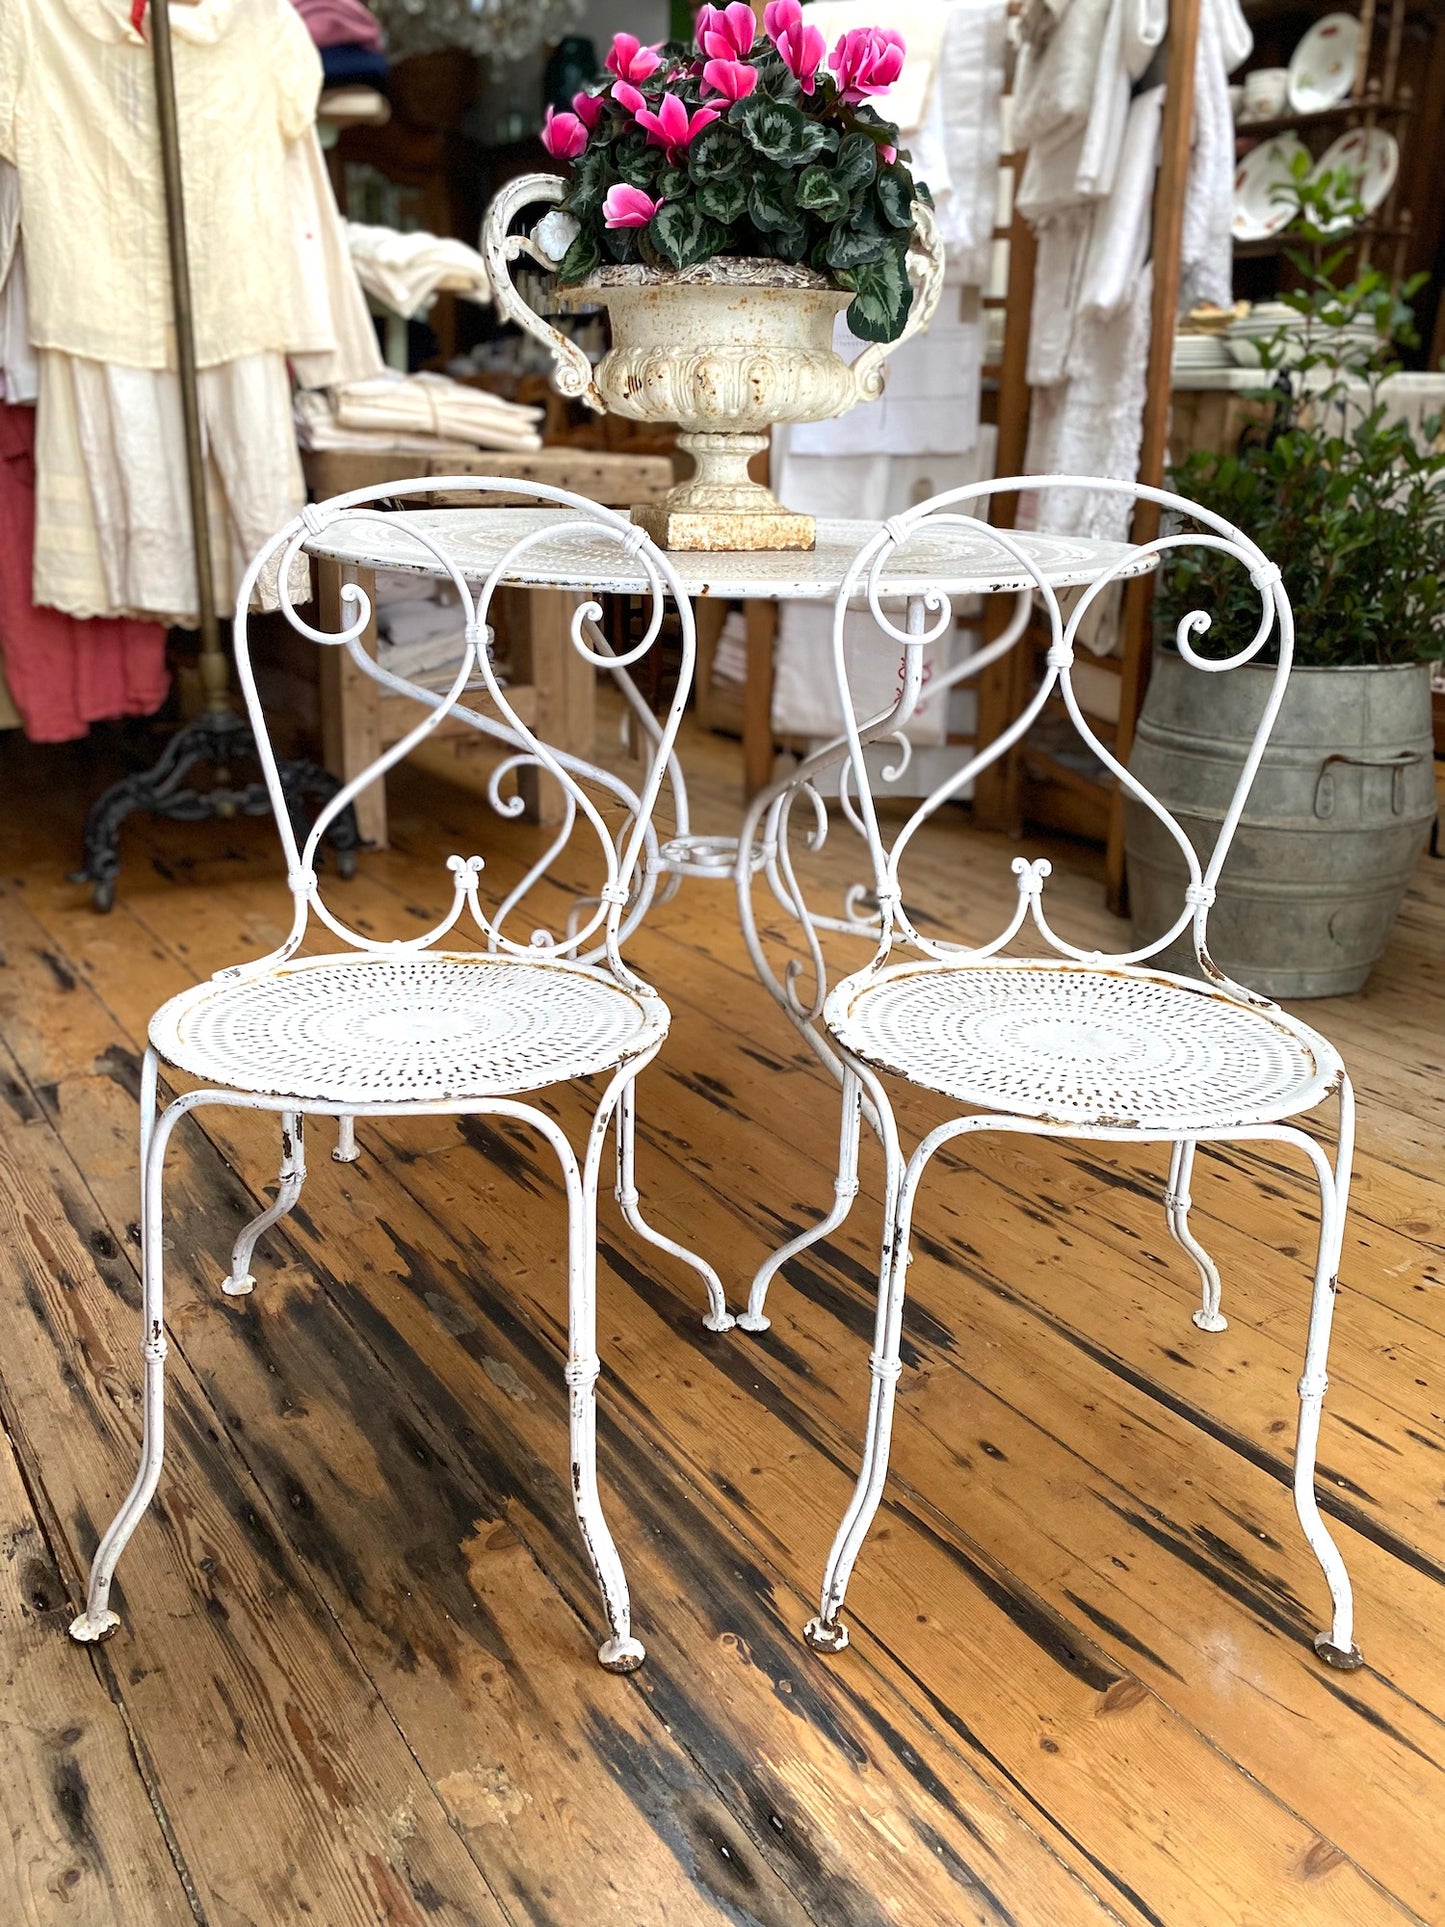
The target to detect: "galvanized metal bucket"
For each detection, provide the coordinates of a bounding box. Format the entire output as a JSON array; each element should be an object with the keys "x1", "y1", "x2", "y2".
[{"x1": 1125, "y1": 655, "x2": 1435, "y2": 998}]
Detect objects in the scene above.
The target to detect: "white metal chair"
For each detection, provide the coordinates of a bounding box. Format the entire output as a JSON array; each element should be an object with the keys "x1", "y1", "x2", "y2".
[
  {"x1": 736, "y1": 477, "x2": 1365, "y2": 1672},
  {"x1": 67, "y1": 478, "x2": 731, "y2": 1674}
]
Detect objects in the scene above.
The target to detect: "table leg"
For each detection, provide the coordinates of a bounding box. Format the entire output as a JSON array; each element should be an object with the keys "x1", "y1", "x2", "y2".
[
  {"x1": 317, "y1": 559, "x2": 386, "y2": 848},
  {"x1": 743, "y1": 599, "x2": 777, "y2": 799},
  {"x1": 514, "y1": 588, "x2": 594, "y2": 825}
]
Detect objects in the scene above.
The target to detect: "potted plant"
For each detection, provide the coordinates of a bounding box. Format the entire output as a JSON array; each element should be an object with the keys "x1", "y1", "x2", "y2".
[
  {"x1": 480, "y1": 3, "x2": 943, "y2": 550},
  {"x1": 1126, "y1": 171, "x2": 1443, "y2": 996}
]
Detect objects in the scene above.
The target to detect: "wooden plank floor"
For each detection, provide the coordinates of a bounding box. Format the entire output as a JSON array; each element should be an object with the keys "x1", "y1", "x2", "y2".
[{"x1": 0, "y1": 719, "x2": 1442, "y2": 1927}]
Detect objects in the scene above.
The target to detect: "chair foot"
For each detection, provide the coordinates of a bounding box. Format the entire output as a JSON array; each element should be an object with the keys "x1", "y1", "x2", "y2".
[
  {"x1": 69, "y1": 1608, "x2": 121, "y2": 1645},
  {"x1": 221, "y1": 1272, "x2": 256, "y2": 1298},
  {"x1": 736, "y1": 1310, "x2": 771, "y2": 1335},
  {"x1": 1314, "y1": 1632, "x2": 1364, "y2": 1670},
  {"x1": 597, "y1": 1634, "x2": 646, "y2": 1673},
  {"x1": 803, "y1": 1614, "x2": 849, "y2": 1654},
  {"x1": 1191, "y1": 1307, "x2": 1228, "y2": 1333},
  {"x1": 332, "y1": 1114, "x2": 360, "y2": 1164},
  {"x1": 702, "y1": 1309, "x2": 737, "y2": 1334}
]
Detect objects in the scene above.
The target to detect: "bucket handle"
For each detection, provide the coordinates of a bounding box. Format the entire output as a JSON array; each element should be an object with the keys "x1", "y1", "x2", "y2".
[{"x1": 1313, "y1": 748, "x2": 1426, "y2": 819}]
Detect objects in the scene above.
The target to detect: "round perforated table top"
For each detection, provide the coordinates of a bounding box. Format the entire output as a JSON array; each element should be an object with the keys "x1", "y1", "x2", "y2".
[{"x1": 304, "y1": 507, "x2": 1154, "y2": 602}]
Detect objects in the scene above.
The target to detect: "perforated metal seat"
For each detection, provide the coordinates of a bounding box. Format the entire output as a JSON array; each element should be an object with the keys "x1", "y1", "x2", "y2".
[
  {"x1": 150, "y1": 953, "x2": 669, "y2": 1104},
  {"x1": 824, "y1": 959, "x2": 1340, "y2": 1132},
  {"x1": 736, "y1": 478, "x2": 1367, "y2": 1676}
]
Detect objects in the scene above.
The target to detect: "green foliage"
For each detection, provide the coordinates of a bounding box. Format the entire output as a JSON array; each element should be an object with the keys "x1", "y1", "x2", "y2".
[
  {"x1": 649, "y1": 200, "x2": 728, "y2": 270},
  {"x1": 1160, "y1": 169, "x2": 1445, "y2": 668},
  {"x1": 550, "y1": 22, "x2": 930, "y2": 342}
]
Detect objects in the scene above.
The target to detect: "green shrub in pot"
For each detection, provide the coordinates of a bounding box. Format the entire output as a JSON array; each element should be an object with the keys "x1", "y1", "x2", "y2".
[{"x1": 1126, "y1": 172, "x2": 1443, "y2": 997}]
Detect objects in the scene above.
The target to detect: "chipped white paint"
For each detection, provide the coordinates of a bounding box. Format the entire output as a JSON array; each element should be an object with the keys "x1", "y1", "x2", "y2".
[
  {"x1": 731, "y1": 477, "x2": 1365, "y2": 1675},
  {"x1": 485, "y1": 174, "x2": 947, "y2": 548},
  {"x1": 67, "y1": 476, "x2": 735, "y2": 1676}
]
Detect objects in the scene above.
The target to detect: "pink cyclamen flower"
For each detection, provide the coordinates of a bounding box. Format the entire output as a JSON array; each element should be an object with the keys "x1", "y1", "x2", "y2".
[
  {"x1": 635, "y1": 91, "x2": 720, "y2": 156},
  {"x1": 702, "y1": 56, "x2": 758, "y2": 100},
  {"x1": 764, "y1": 0, "x2": 826, "y2": 92},
  {"x1": 603, "y1": 183, "x2": 660, "y2": 228},
  {"x1": 572, "y1": 89, "x2": 605, "y2": 130},
  {"x1": 540, "y1": 106, "x2": 588, "y2": 161},
  {"x1": 605, "y1": 31, "x2": 663, "y2": 83},
  {"x1": 611, "y1": 78, "x2": 646, "y2": 115},
  {"x1": 831, "y1": 26, "x2": 905, "y2": 103},
  {"x1": 696, "y1": 2, "x2": 755, "y2": 60},
  {"x1": 880, "y1": 142, "x2": 897, "y2": 164}
]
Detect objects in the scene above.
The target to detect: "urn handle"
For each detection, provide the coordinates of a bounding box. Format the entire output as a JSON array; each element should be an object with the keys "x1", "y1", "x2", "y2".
[
  {"x1": 480, "y1": 173, "x2": 604, "y2": 413},
  {"x1": 845, "y1": 201, "x2": 947, "y2": 407}
]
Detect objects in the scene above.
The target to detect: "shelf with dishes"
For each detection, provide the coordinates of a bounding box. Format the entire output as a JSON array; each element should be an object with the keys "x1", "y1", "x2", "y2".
[
  {"x1": 1231, "y1": 123, "x2": 1401, "y2": 244},
  {"x1": 1232, "y1": 95, "x2": 1411, "y2": 140}
]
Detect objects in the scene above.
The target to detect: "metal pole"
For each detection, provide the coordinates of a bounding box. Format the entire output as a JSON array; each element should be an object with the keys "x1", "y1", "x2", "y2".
[{"x1": 147, "y1": 1, "x2": 228, "y2": 713}]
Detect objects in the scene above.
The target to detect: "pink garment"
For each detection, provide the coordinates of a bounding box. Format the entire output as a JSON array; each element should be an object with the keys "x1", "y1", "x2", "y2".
[
  {"x1": 0, "y1": 405, "x2": 168, "y2": 743},
  {"x1": 290, "y1": 0, "x2": 383, "y2": 52}
]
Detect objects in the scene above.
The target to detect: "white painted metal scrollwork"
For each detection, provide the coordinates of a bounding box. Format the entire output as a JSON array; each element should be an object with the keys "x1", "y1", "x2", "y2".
[
  {"x1": 68, "y1": 477, "x2": 732, "y2": 1680},
  {"x1": 735, "y1": 477, "x2": 1364, "y2": 1679}
]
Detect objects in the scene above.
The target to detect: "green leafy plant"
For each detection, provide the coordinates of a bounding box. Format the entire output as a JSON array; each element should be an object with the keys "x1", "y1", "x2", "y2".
[
  {"x1": 537, "y1": 5, "x2": 931, "y2": 343},
  {"x1": 1160, "y1": 166, "x2": 1445, "y2": 667}
]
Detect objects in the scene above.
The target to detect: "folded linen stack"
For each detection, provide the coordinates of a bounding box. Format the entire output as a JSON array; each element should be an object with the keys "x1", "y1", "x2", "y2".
[
  {"x1": 372, "y1": 571, "x2": 501, "y2": 693},
  {"x1": 344, "y1": 223, "x2": 491, "y2": 320},
  {"x1": 295, "y1": 372, "x2": 544, "y2": 454}
]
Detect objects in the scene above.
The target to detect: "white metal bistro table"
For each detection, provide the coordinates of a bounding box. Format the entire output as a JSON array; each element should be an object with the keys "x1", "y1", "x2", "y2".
[{"x1": 305, "y1": 505, "x2": 1153, "y2": 881}]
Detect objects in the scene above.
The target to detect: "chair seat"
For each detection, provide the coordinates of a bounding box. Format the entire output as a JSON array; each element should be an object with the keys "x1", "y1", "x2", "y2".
[
  {"x1": 150, "y1": 952, "x2": 669, "y2": 1105},
  {"x1": 823, "y1": 959, "x2": 1341, "y2": 1132}
]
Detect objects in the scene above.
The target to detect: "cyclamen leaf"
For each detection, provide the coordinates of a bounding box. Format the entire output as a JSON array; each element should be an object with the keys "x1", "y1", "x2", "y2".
[
  {"x1": 834, "y1": 131, "x2": 878, "y2": 191},
  {"x1": 874, "y1": 165, "x2": 914, "y2": 230},
  {"x1": 796, "y1": 166, "x2": 849, "y2": 220},
  {"x1": 730, "y1": 95, "x2": 809, "y2": 165},
  {"x1": 697, "y1": 176, "x2": 748, "y2": 224},
  {"x1": 563, "y1": 149, "x2": 607, "y2": 217},
  {"x1": 748, "y1": 176, "x2": 799, "y2": 234},
  {"x1": 825, "y1": 223, "x2": 891, "y2": 272},
  {"x1": 556, "y1": 225, "x2": 601, "y2": 284},
  {"x1": 688, "y1": 122, "x2": 743, "y2": 182},
  {"x1": 615, "y1": 142, "x2": 661, "y2": 190},
  {"x1": 842, "y1": 247, "x2": 913, "y2": 343},
  {"x1": 649, "y1": 201, "x2": 727, "y2": 271}
]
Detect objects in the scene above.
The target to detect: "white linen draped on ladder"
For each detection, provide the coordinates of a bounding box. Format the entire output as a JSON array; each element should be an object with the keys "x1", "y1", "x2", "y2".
[{"x1": 1017, "y1": 0, "x2": 1252, "y2": 543}]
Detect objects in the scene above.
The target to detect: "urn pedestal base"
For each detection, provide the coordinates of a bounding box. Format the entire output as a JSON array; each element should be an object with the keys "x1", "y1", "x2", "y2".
[
  {"x1": 629, "y1": 429, "x2": 816, "y2": 552},
  {"x1": 630, "y1": 504, "x2": 816, "y2": 553}
]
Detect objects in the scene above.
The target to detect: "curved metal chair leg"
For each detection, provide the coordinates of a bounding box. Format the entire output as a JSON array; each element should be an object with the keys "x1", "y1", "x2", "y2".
[
  {"x1": 614, "y1": 1082, "x2": 734, "y2": 1332},
  {"x1": 221, "y1": 1112, "x2": 307, "y2": 1296},
  {"x1": 1166, "y1": 1139, "x2": 1227, "y2": 1331},
  {"x1": 1297, "y1": 1081, "x2": 1364, "y2": 1670},
  {"x1": 572, "y1": 1087, "x2": 646, "y2": 1672},
  {"x1": 71, "y1": 1050, "x2": 169, "y2": 1644},
  {"x1": 332, "y1": 1114, "x2": 359, "y2": 1164},
  {"x1": 740, "y1": 1068, "x2": 862, "y2": 1334},
  {"x1": 804, "y1": 1129, "x2": 912, "y2": 1657}
]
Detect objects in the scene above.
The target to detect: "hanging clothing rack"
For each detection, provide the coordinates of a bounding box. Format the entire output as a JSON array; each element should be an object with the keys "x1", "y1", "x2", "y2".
[{"x1": 72, "y1": 0, "x2": 359, "y2": 909}]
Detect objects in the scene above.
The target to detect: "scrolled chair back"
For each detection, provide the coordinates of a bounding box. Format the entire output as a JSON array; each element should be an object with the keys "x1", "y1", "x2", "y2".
[
  {"x1": 228, "y1": 477, "x2": 695, "y2": 991},
  {"x1": 738, "y1": 475, "x2": 1293, "y2": 1032}
]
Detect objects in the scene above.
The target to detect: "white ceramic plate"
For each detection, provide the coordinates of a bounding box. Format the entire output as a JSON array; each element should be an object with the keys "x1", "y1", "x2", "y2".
[
  {"x1": 1287, "y1": 13, "x2": 1359, "y2": 115},
  {"x1": 1311, "y1": 125, "x2": 1400, "y2": 232},
  {"x1": 1232, "y1": 134, "x2": 1309, "y2": 242}
]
